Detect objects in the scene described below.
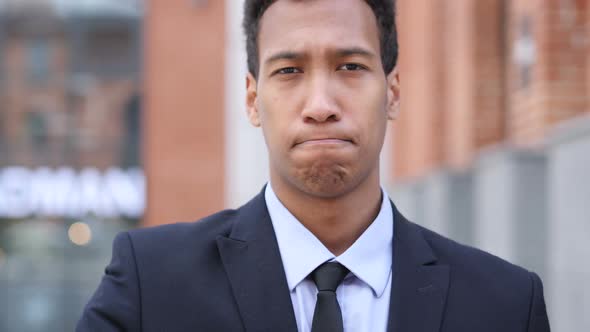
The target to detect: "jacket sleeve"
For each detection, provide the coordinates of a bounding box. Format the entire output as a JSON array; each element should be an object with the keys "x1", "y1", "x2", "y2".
[
  {"x1": 76, "y1": 232, "x2": 141, "y2": 332},
  {"x1": 527, "y1": 272, "x2": 550, "y2": 332}
]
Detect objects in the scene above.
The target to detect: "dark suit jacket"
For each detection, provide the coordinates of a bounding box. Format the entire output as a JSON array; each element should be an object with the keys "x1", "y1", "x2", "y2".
[{"x1": 77, "y1": 189, "x2": 550, "y2": 331}]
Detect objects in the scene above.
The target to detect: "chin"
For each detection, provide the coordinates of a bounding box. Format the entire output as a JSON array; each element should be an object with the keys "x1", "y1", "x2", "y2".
[{"x1": 292, "y1": 161, "x2": 359, "y2": 198}]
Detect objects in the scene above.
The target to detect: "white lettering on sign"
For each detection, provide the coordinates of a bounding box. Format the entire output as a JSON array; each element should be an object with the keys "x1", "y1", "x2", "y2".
[{"x1": 0, "y1": 167, "x2": 145, "y2": 219}]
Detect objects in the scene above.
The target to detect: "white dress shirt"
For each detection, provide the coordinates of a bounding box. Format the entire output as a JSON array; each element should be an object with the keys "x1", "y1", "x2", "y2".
[{"x1": 265, "y1": 184, "x2": 394, "y2": 332}]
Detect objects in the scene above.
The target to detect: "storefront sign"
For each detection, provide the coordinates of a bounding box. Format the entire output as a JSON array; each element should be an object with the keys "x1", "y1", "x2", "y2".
[{"x1": 0, "y1": 167, "x2": 145, "y2": 219}]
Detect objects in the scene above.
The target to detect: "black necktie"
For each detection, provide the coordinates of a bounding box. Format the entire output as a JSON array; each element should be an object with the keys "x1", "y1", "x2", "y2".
[{"x1": 311, "y1": 262, "x2": 349, "y2": 332}]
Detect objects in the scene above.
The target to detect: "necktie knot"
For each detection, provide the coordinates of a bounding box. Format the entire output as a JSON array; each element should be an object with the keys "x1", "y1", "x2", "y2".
[{"x1": 312, "y1": 262, "x2": 349, "y2": 292}]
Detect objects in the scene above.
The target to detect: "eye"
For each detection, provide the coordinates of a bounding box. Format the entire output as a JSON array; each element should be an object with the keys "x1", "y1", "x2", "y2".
[
  {"x1": 338, "y1": 63, "x2": 365, "y2": 71},
  {"x1": 274, "y1": 67, "x2": 302, "y2": 75}
]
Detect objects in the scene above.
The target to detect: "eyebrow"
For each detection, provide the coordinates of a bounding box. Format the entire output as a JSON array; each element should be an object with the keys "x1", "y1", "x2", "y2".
[
  {"x1": 335, "y1": 47, "x2": 376, "y2": 59},
  {"x1": 263, "y1": 47, "x2": 376, "y2": 66},
  {"x1": 264, "y1": 51, "x2": 304, "y2": 66}
]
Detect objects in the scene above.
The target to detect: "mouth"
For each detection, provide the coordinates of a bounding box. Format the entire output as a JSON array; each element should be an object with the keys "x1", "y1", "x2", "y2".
[{"x1": 294, "y1": 138, "x2": 354, "y2": 148}]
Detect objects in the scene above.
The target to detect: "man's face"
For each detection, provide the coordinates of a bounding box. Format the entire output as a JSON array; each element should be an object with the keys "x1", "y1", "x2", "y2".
[{"x1": 246, "y1": 0, "x2": 400, "y2": 198}]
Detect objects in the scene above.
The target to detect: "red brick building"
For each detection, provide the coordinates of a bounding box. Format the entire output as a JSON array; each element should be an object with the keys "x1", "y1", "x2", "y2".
[
  {"x1": 0, "y1": 6, "x2": 141, "y2": 169},
  {"x1": 0, "y1": 2, "x2": 143, "y2": 330},
  {"x1": 143, "y1": 1, "x2": 590, "y2": 331},
  {"x1": 143, "y1": 0, "x2": 226, "y2": 226},
  {"x1": 393, "y1": 0, "x2": 589, "y2": 179},
  {"x1": 391, "y1": 3, "x2": 589, "y2": 331},
  {"x1": 144, "y1": 0, "x2": 589, "y2": 222}
]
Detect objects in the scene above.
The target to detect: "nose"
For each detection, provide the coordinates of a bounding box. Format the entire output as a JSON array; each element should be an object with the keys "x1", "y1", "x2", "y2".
[{"x1": 300, "y1": 77, "x2": 342, "y2": 123}]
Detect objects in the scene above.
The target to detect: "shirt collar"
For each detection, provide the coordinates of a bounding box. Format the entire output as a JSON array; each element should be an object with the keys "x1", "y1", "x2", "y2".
[{"x1": 265, "y1": 183, "x2": 393, "y2": 298}]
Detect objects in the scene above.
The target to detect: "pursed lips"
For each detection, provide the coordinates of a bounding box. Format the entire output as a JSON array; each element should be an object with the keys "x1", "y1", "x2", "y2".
[{"x1": 294, "y1": 137, "x2": 354, "y2": 147}]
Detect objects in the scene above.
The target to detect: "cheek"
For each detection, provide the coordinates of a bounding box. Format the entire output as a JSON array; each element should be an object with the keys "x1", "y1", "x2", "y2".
[
  {"x1": 258, "y1": 87, "x2": 291, "y2": 123},
  {"x1": 257, "y1": 96, "x2": 293, "y2": 154},
  {"x1": 354, "y1": 86, "x2": 388, "y2": 143}
]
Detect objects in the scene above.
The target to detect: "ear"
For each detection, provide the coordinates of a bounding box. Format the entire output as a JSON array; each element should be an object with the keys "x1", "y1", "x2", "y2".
[
  {"x1": 246, "y1": 72, "x2": 261, "y2": 127},
  {"x1": 385, "y1": 67, "x2": 400, "y2": 121}
]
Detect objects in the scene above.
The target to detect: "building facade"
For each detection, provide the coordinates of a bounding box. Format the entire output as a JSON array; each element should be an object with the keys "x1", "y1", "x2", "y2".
[
  {"x1": 144, "y1": 1, "x2": 589, "y2": 331},
  {"x1": 390, "y1": 1, "x2": 590, "y2": 331},
  {"x1": 1, "y1": 0, "x2": 586, "y2": 330},
  {"x1": 0, "y1": 1, "x2": 143, "y2": 330}
]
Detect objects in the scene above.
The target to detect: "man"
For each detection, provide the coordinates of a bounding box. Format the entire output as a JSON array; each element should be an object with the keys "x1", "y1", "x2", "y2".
[{"x1": 78, "y1": 0, "x2": 551, "y2": 331}]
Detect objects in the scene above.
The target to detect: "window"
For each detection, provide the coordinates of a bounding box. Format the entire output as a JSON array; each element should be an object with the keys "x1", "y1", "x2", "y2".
[
  {"x1": 122, "y1": 94, "x2": 141, "y2": 167},
  {"x1": 26, "y1": 39, "x2": 51, "y2": 83},
  {"x1": 27, "y1": 111, "x2": 49, "y2": 150},
  {"x1": 513, "y1": 17, "x2": 535, "y2": 89},
  {"x1": 0, "y1": 33, "x2": 5, "y2": 83}
]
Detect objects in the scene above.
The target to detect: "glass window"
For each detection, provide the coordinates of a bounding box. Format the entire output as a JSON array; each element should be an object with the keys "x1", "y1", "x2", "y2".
[
  {"x1": 26, "y1": 39, "x2": 51, "y2": 83},
  {"x1": 0, "y1": 8, "x2": 143, "y2": 331},
  {"x1": 26, "y1": 111, "x2": 49, "y2": 150},
  {"x1": 0, "y1": 32, "x2": 4, "y2": 82}
]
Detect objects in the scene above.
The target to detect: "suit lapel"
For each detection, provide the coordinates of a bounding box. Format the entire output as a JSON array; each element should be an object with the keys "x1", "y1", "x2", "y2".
[
  {"x1": 217, "y1": 192, "x2": 449, "y2": 332},
  {"x1": 217, "y1": 190, "x2": 298, "y2": 332},
  {"x1": 387, "y1": 204, "x2": 450, "y2": 332}
]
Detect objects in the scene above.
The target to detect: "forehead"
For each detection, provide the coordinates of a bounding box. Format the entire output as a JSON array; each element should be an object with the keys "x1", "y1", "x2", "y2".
[{"x1": 257, "y1": 0, "x2": 380, "y2": 60}]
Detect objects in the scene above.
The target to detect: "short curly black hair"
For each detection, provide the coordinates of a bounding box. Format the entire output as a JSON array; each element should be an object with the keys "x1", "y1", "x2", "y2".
[{"x1": 243, "y1": 0, "x2": 398, "y2": 79}]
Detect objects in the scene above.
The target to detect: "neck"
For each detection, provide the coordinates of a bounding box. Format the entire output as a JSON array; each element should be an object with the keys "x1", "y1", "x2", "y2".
[{"x1": 271, "y1": 170, "x2": 383, "y2": 256}]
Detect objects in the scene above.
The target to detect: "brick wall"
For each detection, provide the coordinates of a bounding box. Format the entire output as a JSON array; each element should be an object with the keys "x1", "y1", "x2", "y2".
[
  {"x1": 392, "y1": 0, "x2": 589, "y2": 182},
  {"x1": 472, "y1": 0, "x2": 507, "y2": 150},
  {"x1": 393, "y1": 0, "x2": 506, "y2": 179},
  {"x1": 393, "y1": 0, "x2": 444, "y2": 180},
  {"x1": 143, "y1": 0, "x2": 226, "y2": 226},
  {"x1": 508, "y1": 0, "x2": 588, "y2": 146},
  {"x1": 0, "y1": 27, "x2": 138, "y2": 168}
]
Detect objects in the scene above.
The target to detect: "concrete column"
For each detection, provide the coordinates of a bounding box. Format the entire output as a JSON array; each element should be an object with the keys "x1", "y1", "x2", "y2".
[
  {"x1": 388, "y1": 169, "x2": 474, "y2": 248},
  {"x1": 388, "y1": 180, "x2": 425, "y2": 226},
  {"x1": 224, "y1": 0, "x2": 269, "y2": 208},
  {"x1": 473, "y1": 147, "x2": 547, "y2": 277},
  {"x1": 547, "y1": 115, "x2": 590, "y2": 332},
  {"x1": 422, "y1": 170, "x2": 474, "y2": 246}
]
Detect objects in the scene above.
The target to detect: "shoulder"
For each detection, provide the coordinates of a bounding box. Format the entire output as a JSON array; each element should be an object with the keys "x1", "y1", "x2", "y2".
[
  {"x1": 119, "y1": 208, "x2": 239, "y2": 266},
  {"x1": 410, "y1": 221, "x2": 549, "y2": 328},
  {"x1": 410, "y1": 221, "x2": 540, "y2": 314},
  {"x1": 417, "y1": 223, "x2": 532, "y2": 281},
  {"x1": 128, "y1": 209, "x2": 238, "y2": 246}
]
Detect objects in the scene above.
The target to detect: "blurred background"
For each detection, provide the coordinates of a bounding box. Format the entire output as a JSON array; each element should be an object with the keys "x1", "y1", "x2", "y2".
[{"x1": 0, "y1": 0, "x2": 588, "y2": 331}]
